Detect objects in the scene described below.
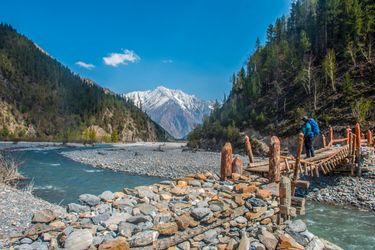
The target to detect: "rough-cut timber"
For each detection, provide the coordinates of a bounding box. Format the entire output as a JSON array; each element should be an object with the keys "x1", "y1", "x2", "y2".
[
  {"x1": 268, "y1": 136, "x2": 281, "y2": 183},
  {"x1": 245, "y1": 135, "x2": 254, "y2": 163},
  {"x1": 220, "y1": 142, "x2": 233, "y2": 180},
  {"x1": 232, "y1": 156, "x2": 243, "y2": 175}
]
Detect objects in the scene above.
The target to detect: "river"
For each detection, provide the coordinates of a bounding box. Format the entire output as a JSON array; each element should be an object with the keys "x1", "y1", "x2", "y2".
[{"x1": 3, "y1": 143, "x2": 375, "y2": 249}]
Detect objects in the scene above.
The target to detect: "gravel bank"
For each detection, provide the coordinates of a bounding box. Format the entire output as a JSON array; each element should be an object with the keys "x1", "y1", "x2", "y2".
[
  {"x1": 0, "y1": 184, "x2": 65, "y2": 239},
  {"x1": 60, "y1": 142, "x2": 252, "y2": 179},
  {"x1": 305, "y1": 147, "x2": 375, "y2": 211}
]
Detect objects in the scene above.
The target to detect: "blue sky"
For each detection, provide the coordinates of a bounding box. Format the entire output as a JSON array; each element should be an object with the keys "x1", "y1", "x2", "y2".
[{"x1": 0, "y1": 0, "x2": 291, "y2": 100}]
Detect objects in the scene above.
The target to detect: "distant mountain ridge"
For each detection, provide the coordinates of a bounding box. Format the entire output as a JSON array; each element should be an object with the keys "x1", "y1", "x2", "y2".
[
  {"x1": 0, "y1": 23, "x2": 169, "y2": 142},
  {"x1": 124, "y1": 86, "x2": 213, "y2": 139}
]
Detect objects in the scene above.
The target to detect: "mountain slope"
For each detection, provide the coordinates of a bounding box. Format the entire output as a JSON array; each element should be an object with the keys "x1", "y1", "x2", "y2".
[
  {"x1": 188, "y1": 0, "x2": 374, "y2": 150},
  {"x1": 0, "y1": 23, "x2": 169, "y2": 142},
  {"x1": 125, "y1": 86, "x2": 213, "y2": 139}
]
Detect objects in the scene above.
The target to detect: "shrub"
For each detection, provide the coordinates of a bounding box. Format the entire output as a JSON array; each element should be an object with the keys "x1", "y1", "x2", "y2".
[
  {"x1": 352, "y1": 98, "x2": 373, "y2": 123},
  {"x1": 0, "y1": 152, "x2": 21, "y2": 186}
]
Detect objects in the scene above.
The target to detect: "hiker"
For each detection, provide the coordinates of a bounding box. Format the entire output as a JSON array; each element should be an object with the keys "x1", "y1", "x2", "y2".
[{"x1": 301, "y1": 116, "x2": 320, "y2": 158}]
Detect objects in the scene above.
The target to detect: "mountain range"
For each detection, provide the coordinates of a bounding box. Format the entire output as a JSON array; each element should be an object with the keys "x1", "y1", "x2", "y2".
[{"x1": 124, "y1": 86, "x2": 213, "y2": 139}]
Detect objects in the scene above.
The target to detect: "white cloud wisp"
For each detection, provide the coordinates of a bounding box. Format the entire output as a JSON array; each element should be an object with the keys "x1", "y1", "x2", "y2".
[
  {"x1": 75, "y1": 61, "x2": 95, "y2": 70},
  {"x1": 103, "y1": 49, "x2": 140, "y2": 67}
]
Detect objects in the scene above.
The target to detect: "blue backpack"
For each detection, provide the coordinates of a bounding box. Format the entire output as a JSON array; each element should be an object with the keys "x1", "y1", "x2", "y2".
[{"x1": 308, "y1": 118, "x2": 320, "y2": 137}]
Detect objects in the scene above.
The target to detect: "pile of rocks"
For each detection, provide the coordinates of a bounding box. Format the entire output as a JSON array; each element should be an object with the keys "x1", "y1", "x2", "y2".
[{"x1": 2, "y1": 172, "x2": 341, "y2": 250}]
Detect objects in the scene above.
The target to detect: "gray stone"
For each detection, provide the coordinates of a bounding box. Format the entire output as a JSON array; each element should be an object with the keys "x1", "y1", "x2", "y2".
[
  {"x1": 92, "y1": 213, "x2": 111, "y2": 224},
  {"x1": 154, "y1": 212, "x2": 172, "y2": 225},
  {"x1": 118, "y1": 221, "x2": 136, "y2": 238},
  {"x1": 236, "y1": 216, "x2": 248, "y2": 224},
  {"x1": 92, "y1": 236, "x2": 104, "y2": 246},
  {"x1": 79, "y1": 194, "x2": 100, "y2": 206},
  {"x1": 130, "y1": 230, "x2": 159, "y2": 247},
  {"x1": 250, "y1": 242, "x2": 266, "y2": 250},
  {"x1": 246, "y1": 198, "x2": 267, "y2": 208},
  {"x1": 134, "y1": 186, "x2": 158, "y2": 200},
  {"x1": 30, "y1": 241, "x2": 48, "y2": 250},
  {"x1": 288, "y1": 219, "x2": 307, "y2": 233},
  {"x1": 203, "y1": 229, "x2": 218, "y2": 244},
  {"x1": 301, "y1": 230, "x2": 315, "y2": 241},
  {"x1": 258, "y1": 230, "x2": 278, "y2": 250},
  {"x1": 14, "y1": 244, "x2": 32, "y2": 250},
  {"x1": 209, "y1": 204, "x2": 222, "y2": 212},
  {"x1": 31, "y1": 209, "x2": 55, "y2": 223},
  {"x1": 95, "y1": 203, "x2": 112, "y2": 214},
  {"x1": 178, "y1": 241, "x2": 191, "y2": 250},
  {"x1": 285, "y1": 230, "x2": 309, "y2": 246},
  {"x1": 238, "y1": 231, "x2": 251, "y2": 250},
  {"x1": 63, "y1": 226, "x2": 74, "y2": 236},
  {"x1": 64, "y1": 229, "x2": 93, "y2": 250},
  {"x1": 67, "y1": 203, "x2": 90, "y2": 213},
  {"x1": 20, "y1": 238, "x2": 33, "y2": 244},
  {"x1": 188, "y1": 180, "x2": 201, "y2": 187},
  {"x1": 191, "y1": 207, "x2": 211, "y2": 220},
  {"x1": 103, "y1": 212, "x2": 131, "y2": 227},
  {"x1": 127, "y1": 215, "x2": 150, "y2": 224},
  {"x1": 99, "y1": 190, "x2": 114, "y2": 201},
  {"x1": 306, "y1": 237, "x2": 324, "y2": 250},
  {"x1": 137, "y1": 203, "x2": 157, "y2": 216}
]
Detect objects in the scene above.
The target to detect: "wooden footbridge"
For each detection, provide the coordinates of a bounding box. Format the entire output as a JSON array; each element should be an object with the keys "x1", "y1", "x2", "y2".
[{"x1": 221, "y1": 123, "x2": 374, "y2": 198}]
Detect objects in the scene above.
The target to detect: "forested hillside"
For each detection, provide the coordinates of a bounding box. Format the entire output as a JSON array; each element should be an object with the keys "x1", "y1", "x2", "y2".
[
  {"x1": 189, "y1": 0, "x2": 374, "y2": 149},
  {"x1": 0, "y1": 24, "x2": 169, "y2": 142}
]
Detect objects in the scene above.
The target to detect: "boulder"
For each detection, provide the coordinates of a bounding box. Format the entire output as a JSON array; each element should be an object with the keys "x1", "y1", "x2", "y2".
[
  {"x1": 118, "y1": 221, "x2": 136, "y2": 238},
  {"x1": 191, "y1": 207, "x2": 211, "y2": 220},
  {"x1": 155, "y1": 222, "x2": 178, "y2": 235},
  {"x1": 32, "y1": 209, "x2": 56, "y2": 223},
  {"x1": 98, "y1": 237, "x2": 129, "y2": 250},
  {"x1": 127, "y1": 215, "x2": 150, "y2": 224},
  {"x1": 99, "y1": 191, "x2": 115, "y2": 201},
  {"x1": 256, "y1": 189, "x2": 272, "y2": 199},
  {"x1": 64, "y1": 229, "x2": 93, "y2": 250},
  {"x1": 306, "y1": 237, "x2": 324, "y2": 250},
  {"x1": 287, "y1": 219, "x2": 307, "y2": 233},
  {"x1": 259, "y1": 230, "x2": 278, "y2": 250},
  {"x1": 130, "y1": 230, "x2": 159, "y2": 247},
  {"x1": 67, "y1": 203, "x2": 90, "y2": 213},
  {"x1": 136, "y1": 204, "x2": 157, "y2": 216},
  {"x1": 203, "y1": 229, "x2": 219, "y2": 244},
  {"x1": 79, "y1": 194, "x2": 100, "y2": 206},
  {"x1": 238, "y1": 231, "x2": 251, "y2": 250},
  {"x1": 277, "y1": 234, "x2": 304, "y2": 250}
]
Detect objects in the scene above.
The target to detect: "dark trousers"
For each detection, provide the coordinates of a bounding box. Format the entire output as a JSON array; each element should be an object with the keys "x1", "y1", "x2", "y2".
[{"x1": 304, "y1": 135, "x2": 315, "y2": 158}]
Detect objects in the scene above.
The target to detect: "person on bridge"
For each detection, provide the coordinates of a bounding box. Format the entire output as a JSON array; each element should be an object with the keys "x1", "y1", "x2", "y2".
[{"x1": 301, "y1": 116, "x2": 320, "y2": 158}]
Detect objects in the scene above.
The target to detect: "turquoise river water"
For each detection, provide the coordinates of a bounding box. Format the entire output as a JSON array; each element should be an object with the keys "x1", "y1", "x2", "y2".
[{"x1": 4, "y1": 145, "x2": 375, "y2": 249}]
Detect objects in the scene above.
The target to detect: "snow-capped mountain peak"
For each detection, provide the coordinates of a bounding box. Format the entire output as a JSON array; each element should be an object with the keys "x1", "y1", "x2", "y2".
[{"x1": 124, "y1": 86, "x2": 213, "y2": 139}]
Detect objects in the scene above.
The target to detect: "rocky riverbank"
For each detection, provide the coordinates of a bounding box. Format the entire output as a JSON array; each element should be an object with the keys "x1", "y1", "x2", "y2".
[
  {"x1": 60, "y1": 143, "x2": 253, "y2": 179},
  {"x1": 1, "y1": 171, "x2": 341, "y2": 250},
  {"x1": 0, "y1": 184, "x2": 65, "y2": 239}
]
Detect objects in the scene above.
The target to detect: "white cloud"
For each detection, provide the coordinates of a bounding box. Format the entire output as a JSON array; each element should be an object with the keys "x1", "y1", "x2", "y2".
[
  {"x1": 103, "y1": 49, "x2": 140, "y2": 67},
  {"x1": 75, "y1": 61, "x2": 95, "y2": 70},
  {"x1": 162, "y1": 59, "x2": 173, "y2": 64}
]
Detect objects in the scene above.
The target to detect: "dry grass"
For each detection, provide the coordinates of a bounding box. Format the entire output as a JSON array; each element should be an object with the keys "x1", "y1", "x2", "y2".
[{"x1": 0, "y1": 151, "x2": 22, "y2": 186}]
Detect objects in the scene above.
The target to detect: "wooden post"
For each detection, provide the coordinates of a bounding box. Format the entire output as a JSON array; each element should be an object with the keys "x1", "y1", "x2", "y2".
[
  {"x1": 329, "y1": 126, "x2": 334, "y2": 146},
  {"x1": 292, "y1": 133, "x2": 304, "y2": 195},
  {"x1": 367, "y1": 130, "x2": 373, "y2": 146},
  {"x1": 279, "y1": 176, "x2": 291, "y2": 221},
  {"x1": 245, "y1": 135, "x2": 254, "y2": 163},
  {"x1": 231, "y1": 156, "x2": 243, "y2": 175},
  {"x1": 346, "y1": 128, "x2": 351, "y2": 145},
  {"x1": 220, "y1": 143, "x2": 233, "y2": 180},
  {"x1": 322, "y1": 134, "x2": 327, "y2": 148},
  {"x1": 269, "y1": 136, "x2": 281, "y2": 183},
  {"x1": 348, "y1": 132, "x2": 352, "y2": 156},
  {"x1": 355, "y1": 123, "x2": 361, "y2": 158}
]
